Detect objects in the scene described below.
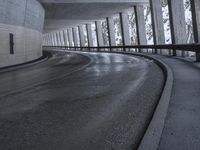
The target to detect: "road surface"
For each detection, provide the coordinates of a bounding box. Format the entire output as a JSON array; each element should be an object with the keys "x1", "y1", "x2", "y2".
[{"x1": 0, "y1": 51, "x2": 164, "y2": 150}]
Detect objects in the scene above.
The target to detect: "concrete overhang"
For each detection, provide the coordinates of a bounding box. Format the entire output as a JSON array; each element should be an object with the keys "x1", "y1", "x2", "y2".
[{"x1": 39, "y1": 0, "x2": 149, "y2": 32}]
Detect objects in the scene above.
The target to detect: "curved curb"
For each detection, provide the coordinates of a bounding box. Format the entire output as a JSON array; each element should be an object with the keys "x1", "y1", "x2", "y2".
[
  {"x1": 126, "y1": 53, "x2": 173, "y2": 150},
  {"x1": 0, "y1": 53, "x2": 50, "y2": 73}
]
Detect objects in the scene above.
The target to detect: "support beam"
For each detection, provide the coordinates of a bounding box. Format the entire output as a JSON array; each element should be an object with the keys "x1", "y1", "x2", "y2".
[
  {"x1": 72, "y1": 27, "x2": 79, "y2": 47},
  {"x1": 167, "y1": 0, "x2": 187, "y2": 56},
  {"x1": 149, "y1": 0, "x2": 165, "y2": 54},
  {"x1": 79, "y1": 25, "x2": 85, "y2": 47},
  {"x1": 68, "y1": 28, "x2": 74, "y2": 47},
  {"x1": 134, "y1": 6, "x2": 147, "y2": 52},
  {"x1": 120, "y1": 12, "x2": 131, "y2": 51},
  {"x1": 107, "y1": 17, "x2": 116, "y2": 50},
  {"x1": 95, "y1": 21, "x2": 104, "y2": 47},
  {"x1": 86, "y1": 24, "x2": 94, "y2": 47},
  {"x1": 191, "y1": 0, "x2": 200, "y2": 61}
]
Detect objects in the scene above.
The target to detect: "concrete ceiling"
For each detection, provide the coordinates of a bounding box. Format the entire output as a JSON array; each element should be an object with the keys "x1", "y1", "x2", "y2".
[{"x1": 39, "y1": 0, "x2": 149, "y2": 32}]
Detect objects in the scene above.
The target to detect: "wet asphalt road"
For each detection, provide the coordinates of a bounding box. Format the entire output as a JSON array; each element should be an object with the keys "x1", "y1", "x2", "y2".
[{"x1": 0, "y1": 51, "x2": 164, "y2": 150}]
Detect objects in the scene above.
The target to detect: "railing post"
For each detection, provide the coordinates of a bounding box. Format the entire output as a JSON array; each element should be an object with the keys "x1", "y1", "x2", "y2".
[{"x1": 72, "y1": 27, "x2": 79, "y2": 50}]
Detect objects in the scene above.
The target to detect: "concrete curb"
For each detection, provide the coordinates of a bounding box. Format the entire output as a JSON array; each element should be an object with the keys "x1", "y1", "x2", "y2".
[
  {"x1": 0, "y1": 52, "x2": 51, "y2": 73},
  {"x1": 124, "y1": 53, "x2": 173, "y2": 150}
]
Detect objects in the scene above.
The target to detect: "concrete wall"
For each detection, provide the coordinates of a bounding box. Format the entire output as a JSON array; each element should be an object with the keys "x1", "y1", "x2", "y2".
[{"x1": 0, "y1": 0, "x2": 45, "y2": 67}]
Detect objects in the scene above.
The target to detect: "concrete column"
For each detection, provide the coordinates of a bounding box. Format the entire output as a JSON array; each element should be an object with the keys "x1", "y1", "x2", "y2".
[
  {"x1": 95, "y1": 21, "x2": 104, "y2": 47},
  {"x1": 61, "y1": 31, "x2": 65, "y2": 46},
  {"x1": 53, "y1": 32, "x2": 57, "y2": 46},
  {"x1": 51, "y1": 33, "x2": 54, "y2": 46},
  {"x1": 120, "y1": 12, "x2": 131, "y2": 51},
  {"x1": 167, "y1": 0, "x2": 187, "y2": 56},
  {"x1": 134, "y1": 6, "x2": 147, "y2": 52},
  {"x1": 191, "y1": 0, "x2": 200, "y2": 61},
  {"x1": 79, "y1": 25, "x2": 85, "y2": 47},
  {"x1": 63, "y1": 30, "x2": 69, "y2": 47},
  {"x1": 59, "y1": 31, "x2": 64, "y2": 46},
  {"x1": 61, "y1": 30, "x2": 65, "y2": 47},
  {"x1": 46, "y1": 35, "x2": 49, "y2": 46},
  {"x1": 73, "y1": 27, "x2": 79, "y2": 47},
  {"x1": 86, "y1": 24, "x2": 94, "y2": 47},
  {"x1": 53, "y1": 32, "x2": 56, "y2": 46},
  {"x1": 150, "y1": 0, "x2": 165, "y2": 54},
  {"x1": 59, "y1": 31, "x2": 63, "y2": 46},
  {"x1": 67, "y1": 28, "x2": 74, "y2": 47},
  {"x1": 48, "y1": 34, "x2": 52, "y2": 46},
  {"x1": 106, "y1": 17, "x2": 116, "y2": 47},
  {"x1": 56, "y1": 32, "x2": 61, "y2": 46}
]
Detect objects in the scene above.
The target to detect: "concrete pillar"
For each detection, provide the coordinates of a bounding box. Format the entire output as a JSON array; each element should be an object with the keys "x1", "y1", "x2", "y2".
[
  {"x1": 59, "y1": 31, "x2": 64, "y2": 46},
  {"x1": 191, "y1": 0, "x2": 200, "y2": 61},
  {"x1": 67, "y1": 28, "x2": 74, "y2": 47},
  {"x1": 120, "y1": 12, "x2": 131, "y2": 51},
  {"x1": 167, "y1": 0, "x2": 187, "y2": 56},
  {"x1": 79, "y1": 25, "x2": 85, "y2": 47},
  {"x1": 53, "y1": 32, "x2": 58, "y2": 46},
  {"x1": 134, "y1": 6, "x2": 147, "y2": 52},
  {"x1": 86, "y1": 24, "x2": 94, "y2": 47},
  {"x1": 73, "y1": 27, "x2": 79, "y2": 47},
  {"x1": 150, "y1": 0, "x2": 165, "y2": 54},
  {"x1": 51, "y1": 34, "x2": 54, "y2": 46},
  {"x1": 95, "y1": 21, "x2": 104, "y2": 47},
  {"x1": 106, "y1": 17, "x2": 116, "y2": 47},
  {"x1": 46, "y1": 34, "x2": 49, "y2": 46},
  {"x1": 56, "y1": 32, "x2": 60, "y2": 46},
  {"x1": 59, "y1": 31, "x2": 62, "y2": 46},
  {"x1": 63, "y1": 30, "x2": 69, "y2": 47},
  {"x1": 49, "y1": 34, "x2": 51, "y2": 46},
  {"x1": 61, "y1": 30, "x2": 65, "y2": 47}
]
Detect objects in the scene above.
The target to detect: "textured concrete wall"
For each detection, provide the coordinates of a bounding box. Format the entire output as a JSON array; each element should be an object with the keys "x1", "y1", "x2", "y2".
[
  {"x1": 0, "y1": 0, "x2": 44, "y2": 67},
  {"x1": 0, "y1": 23, "x2": 42, "y2": 67}
]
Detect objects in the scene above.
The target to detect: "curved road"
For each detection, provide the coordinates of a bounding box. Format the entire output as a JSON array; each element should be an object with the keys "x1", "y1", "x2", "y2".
[{"x1": 0, "y1": 51, "x2": 164, "y2": 150}]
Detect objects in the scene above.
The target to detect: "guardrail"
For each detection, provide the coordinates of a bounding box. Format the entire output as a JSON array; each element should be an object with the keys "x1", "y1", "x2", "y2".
[{"x1": 43, "y1": 44, "x2": 200, "y2": 62}]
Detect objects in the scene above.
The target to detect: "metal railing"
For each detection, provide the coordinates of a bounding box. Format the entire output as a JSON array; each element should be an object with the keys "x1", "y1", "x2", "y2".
[{"x1": 43, "y1": 44, "x2": 200, "y2": 62}]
